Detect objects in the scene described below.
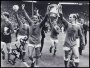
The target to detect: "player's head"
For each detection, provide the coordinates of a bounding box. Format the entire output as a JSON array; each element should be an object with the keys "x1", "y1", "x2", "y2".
[
  {"x1": 69, "y1": 13, "x2": 77, "y2": 23},
  {"x1": 21, "y1": 16, "x2": 26, "y2": 24},
  {"x1": 2, "y1": 12, "x2": 10, "y2": 18},
  {"x1": 32, "y1": 15, "x2": 39, "y2": 25},
  {"x1": 1, "y1": 12, "x2": 10, "y2": 20},
  {"x1": 49, "y1": 13, "x2": 58, "y2": 23},
  {"x1": 80, "y1": 18, "x2": 84, "y2": 24}
]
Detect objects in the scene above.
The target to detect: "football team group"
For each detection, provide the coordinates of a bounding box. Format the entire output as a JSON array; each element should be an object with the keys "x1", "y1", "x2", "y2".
[{"x1": 1, "y1": 2, "x2": 89, "y2": 67}]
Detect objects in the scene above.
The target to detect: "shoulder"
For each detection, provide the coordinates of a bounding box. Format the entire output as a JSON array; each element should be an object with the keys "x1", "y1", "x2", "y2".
[
  {"x1": 68, "y1": 23, "x2": 71, "y2": 26},
  {"x1": 76, "y1": 24, "x2": 81, "y2": 30},
  {"x1": 83, "y1": 23, "x2": 88, "y2": 27}
]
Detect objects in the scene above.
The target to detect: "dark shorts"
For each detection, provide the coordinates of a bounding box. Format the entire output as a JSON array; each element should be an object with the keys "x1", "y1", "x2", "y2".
[{"x1": 1, "y1": 33, "x2": 11, "y2": 43}]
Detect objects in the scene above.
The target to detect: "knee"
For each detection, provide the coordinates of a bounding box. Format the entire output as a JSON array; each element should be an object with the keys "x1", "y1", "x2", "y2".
[
  {"x1": 1, "y1": 42, "x2": 6, "y2": 46},
  {"x1": 74, "y1": 53, "x2": 79, "y2": 59},
  {"x1": 64, "y1": 57, "x2": 69, "y2": 61},
  {"x1": 1, "y1": 42, "x2": 6, "y2": 48},
  {"x1": 74, "y1": 57, "x2": 79, "y2": 63},
  {"x1": 74, "y1": 52, "x2": 79, "y2": 62},
  {"x1": 75, "y1": 57, "x2": 79, "y2": 59}
]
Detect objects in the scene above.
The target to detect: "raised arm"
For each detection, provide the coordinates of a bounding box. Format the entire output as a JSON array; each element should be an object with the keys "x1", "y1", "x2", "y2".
[
  {"x1": 14, "y1": 12, "x2": 23, "y2": 27},
  {"x1": 40, "y1": 14, "x2": 48, "y2": 28},
  {"x1": 58, "y1": 14, "x2": 68, "y2": 27},
  {"x1": 8, "y1": 21, "x2": 14, "y2": 34},
  {"x1": 12, "y1": 5, "x2": 23, "y2": 27},
  {"x1": 61, "y1": 15, "x2": 69, "y2": 29},
  {"x1": 48, "y1": 18, "x2": 53, "y2": 29},
  {"x1": 58, "y1": 4, "x2": 69, "y2": 29},
  {"x1": 21, "y1": 4, "x2": 33, "y2": 26}
]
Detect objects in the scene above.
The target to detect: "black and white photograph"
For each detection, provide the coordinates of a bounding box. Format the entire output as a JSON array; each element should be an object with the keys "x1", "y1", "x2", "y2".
[{"x1": 1, "y1": 0, "x2": 89, "y2": 67}]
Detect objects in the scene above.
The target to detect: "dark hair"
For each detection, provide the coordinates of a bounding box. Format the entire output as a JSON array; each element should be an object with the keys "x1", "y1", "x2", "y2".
[
  {"x1": 73, "y1": 15, "x2": 77, "y2": 20},
  {"x1": 69, "y1": 13, "x2": 78, "y2": 23},
  {"x1": 76, "y1": 14, "x2": 80, "y2": 19},
  {"x1": 2, "y1": 12, "x2": 10, "y2": 18}
]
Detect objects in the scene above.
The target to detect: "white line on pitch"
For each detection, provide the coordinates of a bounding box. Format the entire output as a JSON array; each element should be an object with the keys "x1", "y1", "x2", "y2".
[{"x1": 23, "y1": 62, "x2": 30, "y2": 67}]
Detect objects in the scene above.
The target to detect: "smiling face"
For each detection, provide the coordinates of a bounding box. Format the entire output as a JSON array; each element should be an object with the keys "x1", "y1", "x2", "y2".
[
  {"x1": 69, "y1": 14, "x2": 76, "y2": 24},
  {"x1": 33, "y1": 15, "x2": 39, "y2": 25},
  {"x1": 49, "y1": 13, "x2": 58, "y2": 23}
]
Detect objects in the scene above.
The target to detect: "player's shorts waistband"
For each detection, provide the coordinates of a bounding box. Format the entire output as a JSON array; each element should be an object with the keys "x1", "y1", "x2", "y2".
[{"x1": 28, "y1": 43, "x2": 41, "y2": 48}]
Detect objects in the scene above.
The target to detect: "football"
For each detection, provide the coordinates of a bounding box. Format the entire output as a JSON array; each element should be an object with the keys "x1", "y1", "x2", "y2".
[{"x1": 13, "y1": 5, "x2": 19, "y2": 11}]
